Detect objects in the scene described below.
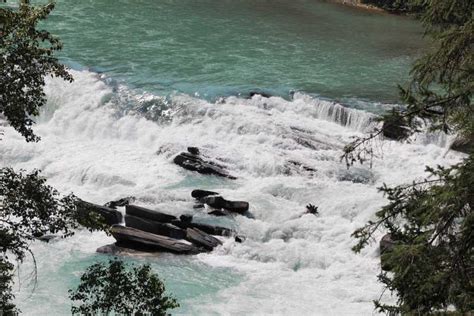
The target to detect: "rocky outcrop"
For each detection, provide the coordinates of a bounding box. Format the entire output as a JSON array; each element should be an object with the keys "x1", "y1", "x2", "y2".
[
  {"x1": 173, "y1": 148, "x2": 236, "y2": 179},
  {"x1": 76, "y1": 199, "x2": 123, "y2": 225},
  {"x1": 191, "y1": 189, "x2": 219, "y2": 199},
  {"x1": 110, "y1": 225, "x2": 201, "y2": 254},
  {"x1": 125, "y1": 204, "x2": 177, "y2": 223},
  {"x1": 382, "y1": 115, "x2": 410, "y2": 140},
  {"x1": 450, "y1": 136, "x2": 474, "y2": 154}
]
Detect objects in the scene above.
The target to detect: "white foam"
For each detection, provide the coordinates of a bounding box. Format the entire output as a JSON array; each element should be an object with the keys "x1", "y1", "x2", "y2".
[{"x1": 1, "y1": 70, "x2": 464, "y2": 315}]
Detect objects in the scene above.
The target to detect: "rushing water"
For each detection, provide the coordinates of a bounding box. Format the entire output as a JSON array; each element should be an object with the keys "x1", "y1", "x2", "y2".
[{"x1": 0, "y1": 0, "x2": 465, "y2": 315}]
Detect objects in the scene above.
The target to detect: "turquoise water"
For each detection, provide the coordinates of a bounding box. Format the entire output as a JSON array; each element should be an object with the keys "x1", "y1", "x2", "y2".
[
  {"x1": 44, "y1": 0, "x2": 423, "y2": 103},
  {"x1": 2, "y1": 1, "x2": 447, "y2": 315}
]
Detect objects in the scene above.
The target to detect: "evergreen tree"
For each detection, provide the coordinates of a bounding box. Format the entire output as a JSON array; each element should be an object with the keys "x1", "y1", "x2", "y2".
[
  {"x1": 345, "y1": 0, "x2": 473, "y2": 314},
  {"x1": 69, "y1": 259, "x2": 179, "y2": 316}
]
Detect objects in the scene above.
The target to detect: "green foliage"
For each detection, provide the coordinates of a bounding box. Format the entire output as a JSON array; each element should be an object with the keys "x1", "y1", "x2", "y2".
[
  {"x1": 353, "y1": 156, "x2": 474, "y2": 313},
  {"x1": 346, "y1": 0, "x2": 474, "y2": 314},
  {"x1": 0, "y1": 167, "x2": 107, "y2": 312},
  {"x1": 69, "y1": 258, "x2": 179, "y2": 316},
  {"x1": 0, "y1": 2, "x2": 72, "y2": 142}
]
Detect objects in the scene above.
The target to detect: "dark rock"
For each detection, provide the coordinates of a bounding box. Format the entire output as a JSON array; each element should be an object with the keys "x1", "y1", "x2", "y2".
[
  {"x1": 380, "y1": 233, "x2": 396, "y2": 271},
  {"x1": 450, "y1": 136, "x2": 474, "y2": 154},
  {"x1": 382, "y1": 114, "x2": 410, "y2": 140},
  {"x1": 173, "y1": 152, "x2": 236, "y2": 179},
  {"x1": 249, "y1": 91, "x2": 272, "y2": 98},
  {"x1": 185, "y1": 228, "x2": 222, "y2": 251},
  {"x1": 172, "y1": 218, "x2": 233, "y2": 237},
  {"x1": 380, "y1": 233, "x2": 395, "y2": 254},
  {"x1": 201, "y1": 196, "x2": 249, "y2": 214},
  {"x1": 37, "y1": 234, "x2": 57, "y2": 243},
  {"x1": 191, "y1": 189, "x2": 220, "y2": 199},
  {"x1": 125, "y1": 205, "x2": 177, "y2": 223},
  {"x1": 125, "y1": 215, "x2": 186, "y2": 239},
  {"x1": 287, "y1": 160, "x2": 317, "y2": 173},
  {"x1": 193, "y1": 204, "x2": 205, "y2": 209},
  {"x1": 96, "y1": 243, "x2": 155, "y2": 256},
  {"x1": 76, "y1": 199, "x2": 123, "y2": 226},
  {"x1": 104, "y1": 196, "x2": 135, "y2": 209},
  {"x1": 187, "y1": 147, "x2": 200, "y2": 155},
  {"x1": 235, "y1": 235, "x2": 246, "y2": 243},
  {"x1": 110, "y1": 225, "x2": 200, "y2": 254},
  {"x1": 179, "y1": 214, "x2": 193, "y2": 223}
]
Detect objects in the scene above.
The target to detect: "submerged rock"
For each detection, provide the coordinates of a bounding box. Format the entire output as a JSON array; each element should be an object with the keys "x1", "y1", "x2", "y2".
[
  {"x1": 185, "y1": 228, "x2": 222, "y2": 251},
  {"x1": 76, "y1": 199, "x2": 123, "y2": 226},
  {"x1": 173, "y1": 152, "x2": 236, "y2": 179},
  {"x1": 125, "y1": 215, "x2": 186, "y2": 239},
  {"x1": 249, "y1": 91, "x2": 272, "y2": 98},
  {"x1": 125, "y1": 204, "x2": 177, "y2": 223},
  {"x1": 110, "y1": 225, "x2": 201, "y2": 254},
  {"x1": 235, "y1": 235, "x2": 246, "y2": 243},
  {"x1": 96, "y1": 243, "x2": 159, "y2": 257},
  {"x1": 380, "y1": 233, "x2": 396, "y2": 271}
]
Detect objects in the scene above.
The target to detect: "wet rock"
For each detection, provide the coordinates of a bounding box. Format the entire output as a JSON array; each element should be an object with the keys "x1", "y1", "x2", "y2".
[
  {"x1": 187, "y1": 147, "x2": 200, "y2": 155},
  {"x1": 172, "y1": 216, "x2": 233, "y2": 237},
  {"x1": 191, "y1": 189, "x2": 219, "y2": 199},
  {"x1": 125, "y1": 204, "x2": 177, "y2": 223},
  {"x1": 125, "y1": 215, "x2": 186, "y2": 239},
  {"x1": 207, "y1": 209, "x2": 231, "y2": 216},
  {"x1": 96, "y1": 243, "x2": 156, "y2": 256},
  {"x1": 380, "y1": 233, "x2": 396, "y2": 271},
  {"x1": 235, "y1": 235, "x2": 246, "y2": 243},
  {"x1": 104, "y1": 196, "x2": 135, "y2": 209},
  {"x1": 249, "y1": 91, "x2": 272, "y2": 98},
  {"x1": 201, "y1": 195, "x2": 249, "y2": 214},
  {"x1": 173, "y1": 152, "x2": 236, "y2": 179},
  {"x1": 76, "y1": 199, "x2": 123, "y2": 226},
  {"x1": 110, "y1": 225, "x2": 201, "y2": 254},
  {"x1": 450, "y1": 136, "x2": 474, "y2": 154},
  {"x1": 37, "y1": 235, "x2": 57, "y2": 243},
  {"x1": 382, "y1": 114, "x2": 410, "y2": 140},
  {"x1": 185, "y1": 228, "x2": 222, "y2": 251}
]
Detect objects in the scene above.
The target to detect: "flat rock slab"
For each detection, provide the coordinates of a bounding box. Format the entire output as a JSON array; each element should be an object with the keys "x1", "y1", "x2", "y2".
[
  {"x1": 76, "y1": 199, "x2": 123, "y2": 225},
  {"x1": 110, "y1": 225, "x2": 200, "y2": 254},
  {"x1": 171, "y1": 218, "x2": 234, "y2": 237},
  {"x1": 97, "y1": 243, "x2": 160, "y2": 257},
  {"x1": 126, "y1": 204, "x2": 177, "y2": 223},
  {"x1": 125, "y1": 215, "x2": 186, "y2": 239},
  {"x1": 173, "y1": 152, "x2": 236, "y2": 179},
  {"x1": 186, "y1": 228, "x2": 222, "y2": 251}
]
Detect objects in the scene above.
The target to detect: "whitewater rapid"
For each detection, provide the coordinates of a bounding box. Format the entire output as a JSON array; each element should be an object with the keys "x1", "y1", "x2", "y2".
[{"x1": 0, "y1": 70, "x2": 463, "y2": 315}]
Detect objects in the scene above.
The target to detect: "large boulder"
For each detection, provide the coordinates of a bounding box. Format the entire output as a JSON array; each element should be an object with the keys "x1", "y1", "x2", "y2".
[
  {"x1": 110, "y1": 225, "x2": 201, "y2": 254},
  {"x1": 450, "y1": 136, "x2": 474, "y2": 154},
  {"x1": 125, "y1": 215, "x2": 186, "y2": 239},
  {"x1": 382, "y1": 114, "x2": 410, "y2": 140},
  {"x1": 76, "y1": 199, "x2": 123, "y2": 226},
  {"x1": 185, "y1": 228, "x2": 222, "y2": 251},
  {"x1": 125, "y1": 205, "x2": 177, "y2": 223},
  {"x1": 173, "y1": 151, "x2": 236, "y2": 179}
]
